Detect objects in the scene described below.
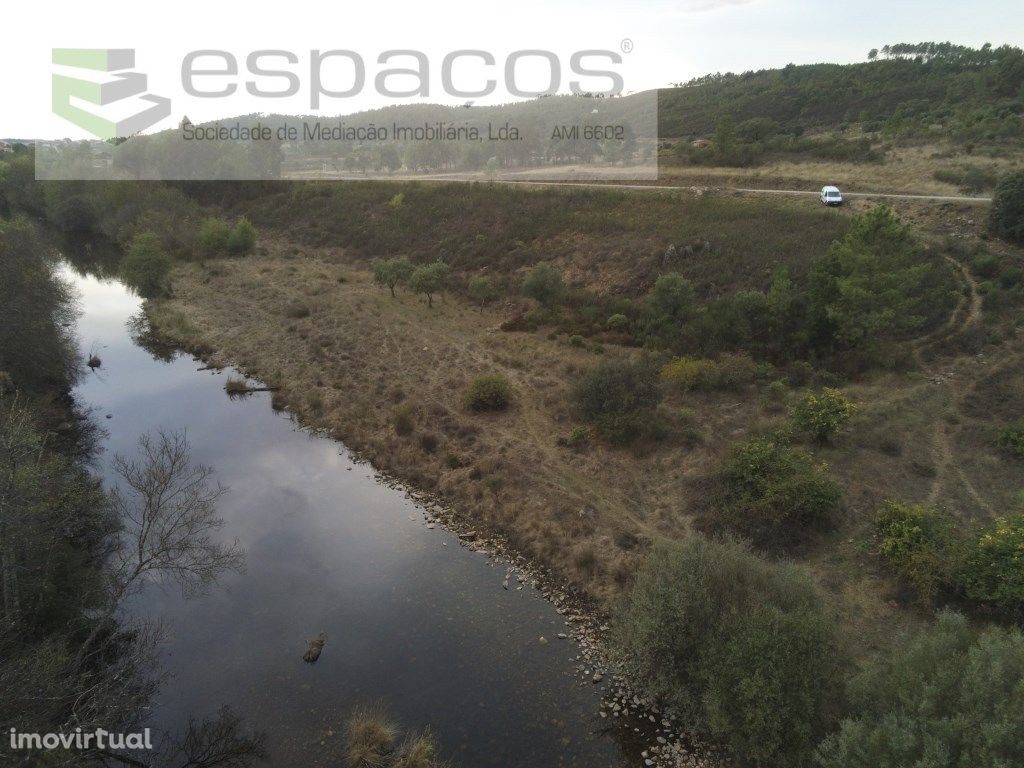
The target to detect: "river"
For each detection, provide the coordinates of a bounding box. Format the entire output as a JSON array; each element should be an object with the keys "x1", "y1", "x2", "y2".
[{"x1": 64, "y1": 263, "x2": 632, "y2": 767}]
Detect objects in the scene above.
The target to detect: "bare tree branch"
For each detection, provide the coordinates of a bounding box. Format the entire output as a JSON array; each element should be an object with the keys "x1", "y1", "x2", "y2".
[{"x1": 77, "y1": 430, "x2": 243, "y2": 668}]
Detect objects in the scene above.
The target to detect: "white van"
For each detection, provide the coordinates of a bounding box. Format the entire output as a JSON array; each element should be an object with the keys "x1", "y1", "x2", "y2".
[{"x1": 820, "y1": 186, "x2": 843, "y2": 206}]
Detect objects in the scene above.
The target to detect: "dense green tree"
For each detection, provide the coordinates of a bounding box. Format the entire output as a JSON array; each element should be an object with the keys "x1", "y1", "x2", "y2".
[
  {"x1": 615, "y1": 535, "x2": 844, "y2": 767},
  {"x1": 571, "y1": 359, "x2": 661, "y2": 444},
  {"x1": 121, "y1": 231, "x2": 172, "y2": 298},
  {"x1": 816, "y1": 611, "x2": 1024, "y2": 768},
  {"x1": 874, "y1": 501, "x2": 961, "y2": 603},
  {"x1": 198, "y1": 217, "x2": 232, "y2": 257},
  {"x1": 467, "y1": 275, "x2": 500, "y2": 305},
  {"x1": 963, "y1": 514, "x2": 1024, "y2": 617},
  {"x1": 809, "y1": 206, "x2": 953, "y2": 357},
  {"x1": 720, "y1": 435, "x2": 842, "y2": 543},
  {"x1": 989, "y1": 171, "x2": 1024, "y2": 245},
  {"x1": 372, "y1": 257, "x2": 414, "y2": 297},
  {"x1": 48, "y1": 193, "x2": 99, "y2": 234},
  {"x1": 714, "y1": 115, "x2": 737, "y2": 157},
  {"x1": 647, "y1": 272, "x2": 696, "y2": 322},
  {"x1": 0, "y1": 154, "x2": 45, "y2": 216},
  {"x1": 791, "y1": 388, "x2": 857, "y2": 443},
  {"x1": 0, "y1": 219, "x2": 79, "y2": 392},
  {"x1": 704, "y1": 603, "x2": 842, "y2": 766},
  {"x1": 522, "y1": 263, "x2": 564, "y2": 307}
]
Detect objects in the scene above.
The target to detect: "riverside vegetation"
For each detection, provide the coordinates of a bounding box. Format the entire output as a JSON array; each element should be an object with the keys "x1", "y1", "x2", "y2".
[
  {"x1": 0, "y1": 216, "x2": 267, "y2": 767},
  {"x1": 4, "y1": 46, "x2": 1024, "y2": 766}
]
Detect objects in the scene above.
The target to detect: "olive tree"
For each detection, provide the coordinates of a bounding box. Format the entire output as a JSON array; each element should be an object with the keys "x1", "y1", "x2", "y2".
[
  {"x1": 409, "y1": 260, "x2": 450, "y2": 307},
  {"x1": 372, "y1": 257, "x2": 414, "y2": 297}
]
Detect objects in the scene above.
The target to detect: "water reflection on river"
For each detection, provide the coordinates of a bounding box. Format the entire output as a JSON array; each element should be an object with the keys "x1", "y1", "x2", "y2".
[{"x1": 66, "y1": 264, "x2": 629, "y2": 767}]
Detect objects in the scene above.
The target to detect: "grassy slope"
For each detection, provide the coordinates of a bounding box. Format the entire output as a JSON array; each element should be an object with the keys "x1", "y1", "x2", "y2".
[{"x1": 148, "y1": 183, "x2": 1022, "y2": 660}]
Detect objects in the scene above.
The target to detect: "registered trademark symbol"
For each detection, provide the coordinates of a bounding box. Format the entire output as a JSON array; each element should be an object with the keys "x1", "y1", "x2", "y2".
[{"x1": 620, "y1": 38, "x2": 634, "y2": 54}]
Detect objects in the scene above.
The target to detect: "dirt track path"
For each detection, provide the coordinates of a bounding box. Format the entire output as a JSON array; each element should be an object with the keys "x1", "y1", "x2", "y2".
[
  {"x1": 918, "y1": 256, "x2": 994, "y2": 514},
  {"x1": 405, "y1": 176, "x2": 994, "y2": 205}
]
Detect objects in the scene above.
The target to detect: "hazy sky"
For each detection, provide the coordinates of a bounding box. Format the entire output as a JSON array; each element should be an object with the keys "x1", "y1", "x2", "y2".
[{"x1": 5, "y1": 0, "x2": 1022, "y2": 139}]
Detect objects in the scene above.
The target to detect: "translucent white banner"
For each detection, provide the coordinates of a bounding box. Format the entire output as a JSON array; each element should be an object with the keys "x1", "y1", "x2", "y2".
[{"x1": 36, "y1": 92, "x2": 658, "y2": 181}]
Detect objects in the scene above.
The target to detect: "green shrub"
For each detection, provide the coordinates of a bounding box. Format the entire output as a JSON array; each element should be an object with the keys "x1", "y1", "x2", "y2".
[
  {"x1": 712, "y1": 351, "x2": 763, "y2": 388},
  {"x1": 791, "y1": 388, "x2": 857, "y2": 443},
  {"x1": 522, "y1": 263, "x2": 564, "y2": 306},
  {"x1": 463, "y1": 374, "x2": 513, "y2": 412},
  {"x1": 765, "y1": 379, "x2": 790, "y2": 401},
  {"x1": 963, "y1": 514, "x2": 1024, "y2": 617},
  {"x1": 816, "y1": 611, "x2": 1024, "y2": 768},
  {"x1": 227, "y1": 216, "x2": 257, "y2": 255},
  {"x1": 388, "y1": 192, "x2": 405, "y2": 209},
  {"x1": 120, "y1": 232, "x2": 171, "y2": 298},
  {"x1": 614, "y1": 536, "x2": 842, "y2": 768},
  {"x1": 661, "y1": 356, "x2": 706, "y2": 390},
  {"x1": 934, "y1": 165, "x2": 1000, "y2": 194},
  {"x1": 970, "y1": 253, "x2": 1001, "y2": 279},
  {"x1": 999, "y1": 265, "x2": 1023, "y2": 289},
  {"x1": 198, "y1": 217, "x2": 231, "y2": 257},
  {"x1": 661, "y1": 352, "x2": 761, "y2": 391},
  {"x1": 989, "y1": 171, "x2": 1024, "y2": 245},
  {"x1": 647, "y1": 272, "x2": 696, "y2": 321},
  {"x1": 721, "y1": 436, "x2": 842, "y2": 543},
  {"x1": 996, "y1": 419, "x2": 1024, "y2": 459},
  {"x1": 606, "y1": 313, "x2": 629, "y2": 331},
  {"x1": 874, "y1": 501, "x2": 959, "y2": 602},
  {"x1": 467, "y1": 275, "x2": 499, "y2": 305},
  {"x1": 571, "y1": 359, "x2": 662, "y2": 444},
  {"x1": 557, "y1": 425, "x2": 589, "y2": 448}
]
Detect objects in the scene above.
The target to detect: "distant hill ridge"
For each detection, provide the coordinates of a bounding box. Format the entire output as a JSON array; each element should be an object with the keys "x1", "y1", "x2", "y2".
[{"x1": 657, "y1": 41, "x2": 1024, "y2": 139}]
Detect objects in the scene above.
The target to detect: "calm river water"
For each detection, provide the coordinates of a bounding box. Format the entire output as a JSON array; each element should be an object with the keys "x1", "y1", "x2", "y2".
[{"x1": 65, "y1": 264, "x2": 631, "y2": 767}]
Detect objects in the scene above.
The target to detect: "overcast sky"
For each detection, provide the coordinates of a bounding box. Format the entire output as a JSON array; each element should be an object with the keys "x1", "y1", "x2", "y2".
[{"x1": 5, "y1": 0, "x2": 1022, "y2": 139}]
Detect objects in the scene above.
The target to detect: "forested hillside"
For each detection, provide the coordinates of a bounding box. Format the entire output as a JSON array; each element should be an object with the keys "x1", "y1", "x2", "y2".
[{"x1": 659, "y1": 42, "x2": 1024, "y2": 140}]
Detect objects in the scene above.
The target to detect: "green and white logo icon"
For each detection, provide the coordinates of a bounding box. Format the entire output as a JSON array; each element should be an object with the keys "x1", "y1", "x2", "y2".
[{"x1": 52, "y1": 49, "x2": 170, "y2": 140}]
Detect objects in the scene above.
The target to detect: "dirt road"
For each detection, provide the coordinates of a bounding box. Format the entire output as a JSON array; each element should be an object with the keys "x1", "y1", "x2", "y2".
[{"x1": 401, "y1": 175, "x2": 994, "y2": 204}]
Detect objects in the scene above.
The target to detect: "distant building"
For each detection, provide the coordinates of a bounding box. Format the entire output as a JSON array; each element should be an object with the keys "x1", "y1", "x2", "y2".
[
  {"x1": 691, "y1": 139, "x2": 713, "y2": 149},
  {"x1": 0, "y1": 140, "x2": 12, "y2": 154}
]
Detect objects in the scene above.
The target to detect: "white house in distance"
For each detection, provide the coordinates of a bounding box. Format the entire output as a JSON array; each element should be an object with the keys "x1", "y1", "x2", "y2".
[{"x1": 0, "y1": 140, "x2": 13, "y2": 154}]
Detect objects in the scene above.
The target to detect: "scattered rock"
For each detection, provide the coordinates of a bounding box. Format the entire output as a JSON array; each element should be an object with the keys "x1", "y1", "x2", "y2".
[{"x1": 302, "y1": 632, "x2": 327, "y2": 663}]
